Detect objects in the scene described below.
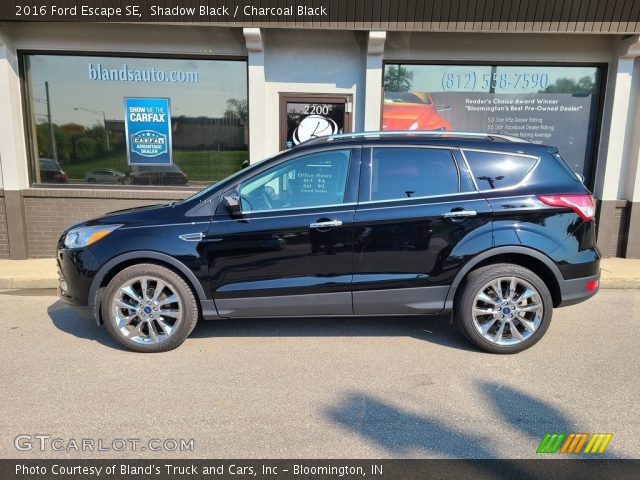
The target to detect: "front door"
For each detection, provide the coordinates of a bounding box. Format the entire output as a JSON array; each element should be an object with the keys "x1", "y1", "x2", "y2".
[
  {"x1": 280, "y1": 94, "x2": 352, "y2": 150},
  {"x1": 206, "y1": 147, "x2": 360, "y2": 317}
]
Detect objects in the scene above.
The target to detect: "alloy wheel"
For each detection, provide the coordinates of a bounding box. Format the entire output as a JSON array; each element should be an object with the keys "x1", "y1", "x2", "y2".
[
  {"x1": 471, "y1": 276, "x2": 543, "y2": 346},
  {"x1": 110, "y1": 276, "x2": 183, "y2": 345}
]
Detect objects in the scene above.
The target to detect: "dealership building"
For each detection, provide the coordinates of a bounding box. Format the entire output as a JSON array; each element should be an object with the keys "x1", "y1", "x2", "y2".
[{"x1": 1, "y1": 5, "x2": 640, "y2": 259}]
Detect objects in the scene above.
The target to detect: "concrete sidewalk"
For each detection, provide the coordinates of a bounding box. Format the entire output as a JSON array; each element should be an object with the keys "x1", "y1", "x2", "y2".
[{"x1": 0, "y1": 257, "x2": 638, "y2": 290}]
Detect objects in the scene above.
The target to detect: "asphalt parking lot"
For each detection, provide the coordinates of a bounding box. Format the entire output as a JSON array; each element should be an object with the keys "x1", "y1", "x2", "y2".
[{"x1": 0, "y1": 288, "x2": 638, "y2": 459}]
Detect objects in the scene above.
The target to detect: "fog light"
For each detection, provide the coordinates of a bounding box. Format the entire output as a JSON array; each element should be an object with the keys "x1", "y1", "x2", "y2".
[{"x1": 585, "y1": 279, "x2": 598, "y2": 292}]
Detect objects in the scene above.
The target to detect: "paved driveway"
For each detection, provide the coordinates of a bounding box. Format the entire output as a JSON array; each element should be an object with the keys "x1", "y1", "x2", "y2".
[{"x1": 0, "y1": 289, "x2": 638, "y2": 458}]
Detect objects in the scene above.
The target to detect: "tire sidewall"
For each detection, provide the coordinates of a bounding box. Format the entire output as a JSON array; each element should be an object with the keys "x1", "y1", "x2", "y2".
[
  {"x1": 456, "y1": 264, "x2": 553, "y2": 354},
  {"x1": 101, "y1": 264, "x2": 198, "y2": 353}
]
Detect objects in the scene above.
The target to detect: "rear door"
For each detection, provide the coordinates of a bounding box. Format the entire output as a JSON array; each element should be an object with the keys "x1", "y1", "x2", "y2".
[{"x1": 352, "y1": 145, "x2": 493, "y2": 315}]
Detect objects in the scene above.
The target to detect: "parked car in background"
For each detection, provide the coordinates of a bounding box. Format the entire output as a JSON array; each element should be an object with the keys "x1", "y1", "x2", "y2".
[
  {"x1": 38, "y1": 158, "x2": 68, "y2": 183},
  {"x1": 383, "y1": 91, "x2": 452, "y2": 131},
  {"x1": 58, "y1": 131, "x2": 600, "y2": 353},
  {"x1": 127, "y1": 164, "x2": 188, "y2": 186},
  {"x1": 85, "y1": 169, "x2": 127, "y2": 184}
]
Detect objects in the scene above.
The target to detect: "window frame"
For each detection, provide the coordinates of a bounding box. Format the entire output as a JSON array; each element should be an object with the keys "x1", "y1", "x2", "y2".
[
  {"x1": 359, "y1": 145, "x2": 470, "y2": 204},
  {"x1": 380, "y1": 60, "x2": 608, "y2": 191},
  {"x1": 18, "y1": 49, "x2": 249, "y2": 190}
]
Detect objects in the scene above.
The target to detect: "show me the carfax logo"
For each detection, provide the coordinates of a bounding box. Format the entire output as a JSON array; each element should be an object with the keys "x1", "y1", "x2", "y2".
[{"x1": 536, "y1": 433, "x2": 613, "y2": 454}]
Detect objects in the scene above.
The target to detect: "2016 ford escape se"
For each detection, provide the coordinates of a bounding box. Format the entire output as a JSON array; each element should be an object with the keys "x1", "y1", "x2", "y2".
[{"x1": 57, "y1": 131, "x2": 600, "y2": 353}]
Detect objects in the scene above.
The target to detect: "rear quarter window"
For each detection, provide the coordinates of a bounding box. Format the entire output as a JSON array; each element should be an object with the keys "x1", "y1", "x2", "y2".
[{"x1": 463, "y1": 150, "x2": 537, "y2": 190}]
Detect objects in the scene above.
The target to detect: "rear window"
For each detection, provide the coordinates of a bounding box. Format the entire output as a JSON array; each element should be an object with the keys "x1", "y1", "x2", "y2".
[{"x1": 463, "y1": 150, "x2": 537, "y2": 190}]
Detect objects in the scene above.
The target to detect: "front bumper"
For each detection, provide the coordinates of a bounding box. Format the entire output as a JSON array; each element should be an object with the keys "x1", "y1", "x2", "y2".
[
  {"x1": 557, "y1": 270, "x2": 600, "y2": 307},
  {"x1": 57, "y1": 245, "x2": 100, "y2": 307}
]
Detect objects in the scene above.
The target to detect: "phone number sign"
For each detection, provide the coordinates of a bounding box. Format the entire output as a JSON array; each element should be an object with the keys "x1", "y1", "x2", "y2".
[{"x1": 124, "y1": 97, "x2": 172, "y2": 165}]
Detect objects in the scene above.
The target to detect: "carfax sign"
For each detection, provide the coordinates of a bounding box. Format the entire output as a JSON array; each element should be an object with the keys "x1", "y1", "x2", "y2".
[{"x1": 124, "y1": 97, "x2": 172, "y2": 165}]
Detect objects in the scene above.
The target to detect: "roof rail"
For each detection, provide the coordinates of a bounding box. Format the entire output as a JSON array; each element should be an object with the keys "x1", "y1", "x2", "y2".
[{"x1": 302, "y1": 130, "x2": 529, "y2": 144}]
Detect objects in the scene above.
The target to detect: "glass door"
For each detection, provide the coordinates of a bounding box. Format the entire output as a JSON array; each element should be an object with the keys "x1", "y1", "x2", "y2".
[{"x1": 279, "y1": 94, "x2": 352, "y2": 150}]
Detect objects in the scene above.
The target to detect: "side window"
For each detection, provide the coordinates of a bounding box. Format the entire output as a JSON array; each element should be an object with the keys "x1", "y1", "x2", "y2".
[
  {"x1": 239, "y1": 149, "x2": 350, "y2": 212},
  {"x1": 463, "y1": 150, "x2": 537, "y2": 190},
  {"x1": 370, "y1": 148, "x2": 459, "y2": 201}
]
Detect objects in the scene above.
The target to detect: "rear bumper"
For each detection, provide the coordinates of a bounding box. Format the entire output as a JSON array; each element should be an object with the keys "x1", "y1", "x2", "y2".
[{"x1": 557, "y1": 270, "x2": 600, "y2": 307}]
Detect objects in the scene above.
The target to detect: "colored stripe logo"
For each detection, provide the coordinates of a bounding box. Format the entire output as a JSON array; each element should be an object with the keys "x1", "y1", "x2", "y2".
[{"x1": 537, "y1": 433, "x2": 612, "y2": 454}]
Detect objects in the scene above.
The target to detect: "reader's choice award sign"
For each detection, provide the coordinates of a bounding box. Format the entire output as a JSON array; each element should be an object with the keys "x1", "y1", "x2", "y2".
[{"x1": 125, "y1": 97, "x2": 172, "y2": 165}]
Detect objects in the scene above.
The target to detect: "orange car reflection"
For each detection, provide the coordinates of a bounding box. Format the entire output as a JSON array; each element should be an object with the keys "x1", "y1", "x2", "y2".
[{"x1": 383, "y1": 91, "x2": 452, "y2": 131}]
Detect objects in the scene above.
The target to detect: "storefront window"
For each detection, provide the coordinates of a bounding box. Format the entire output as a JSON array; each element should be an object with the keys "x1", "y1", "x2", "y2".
[
  {"x1": 22, "y1": 54, "x2": 248, "y2": 187},
  {"x1": 382, "y1": 64, "x2": 602, "y2": 182}
]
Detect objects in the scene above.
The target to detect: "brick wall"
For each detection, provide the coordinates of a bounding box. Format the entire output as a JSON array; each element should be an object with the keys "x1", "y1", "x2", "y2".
[
  {"x1": 596, "y1": 199, "x2": 630, "y2": 258},
  {"x1": 23, "y1": 188, "x2": 194, "y2": 258},
  {"x1": 610, "y1": 201, "x2": 630, "y2": 257},
  {"x1": 0, "y1": 192, "x2": 9, "y2": 259}
]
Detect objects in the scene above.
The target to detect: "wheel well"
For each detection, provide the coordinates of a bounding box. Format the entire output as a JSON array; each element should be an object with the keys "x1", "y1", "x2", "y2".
[
  {"x1": 94, "y1": 258, "x2": 202, "y2": 324},
  {"x1": 463, "y1": 253, "x2": 562, "y2": 307}
]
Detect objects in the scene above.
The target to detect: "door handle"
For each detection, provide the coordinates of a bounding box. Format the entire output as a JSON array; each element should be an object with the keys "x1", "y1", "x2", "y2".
[
  {"x1": 178, "y1": 232, "x2": 205, "y2": 241},
  {"x1": 309, "y1": 220, "x2": 343, "y2": 229},
  {"x1": 442, "y1": 210, "x2": 477, "y2": 218}
]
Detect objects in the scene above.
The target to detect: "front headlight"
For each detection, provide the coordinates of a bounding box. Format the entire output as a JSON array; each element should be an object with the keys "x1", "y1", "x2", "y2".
[{"x1": 64, "y1": 225, "x2": 122, "y2": 249}]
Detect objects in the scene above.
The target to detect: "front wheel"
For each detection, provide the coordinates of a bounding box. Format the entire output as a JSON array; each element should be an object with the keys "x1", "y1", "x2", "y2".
[
  {"x1": 455, "y1": 263, "x2": 553, "y2": 354},
  {"x1": 101, "y1": 264, "x2": 199, "y2": 352}
]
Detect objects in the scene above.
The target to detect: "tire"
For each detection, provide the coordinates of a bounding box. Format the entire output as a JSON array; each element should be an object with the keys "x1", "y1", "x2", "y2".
[
  {"x1": 101, "y1": 263, "x2": 199, "y2": 352},
  {"x1": 454, "y1": 263, "x2": 553, "y2": 354},
  {"x1": 87, "y1": 178, "x2": 96, "y2": 183}
]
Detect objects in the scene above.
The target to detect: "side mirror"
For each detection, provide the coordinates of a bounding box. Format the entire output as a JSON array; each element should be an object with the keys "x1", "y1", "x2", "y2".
[
  {"x1": 223, "y1": 194, "x2": 242, "y2": 216},
  {"x1": 436, "y1": 105, "x2": 452, "y2": 112}
]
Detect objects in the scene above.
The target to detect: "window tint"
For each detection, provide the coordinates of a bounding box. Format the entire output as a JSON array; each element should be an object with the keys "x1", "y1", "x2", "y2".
[
  {"x1": 463, "y1": 150, "x2": 537, "y2": 190},
  {"x1": 370, "y1": 148, "x2": 458, "y2": 201},
  {"x1": 239, "y1": 150, "x2": 350, "y2": 211}
]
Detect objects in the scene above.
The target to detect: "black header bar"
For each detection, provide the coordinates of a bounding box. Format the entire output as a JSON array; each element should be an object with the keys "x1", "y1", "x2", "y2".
[{"x1": 1, "y1": 0, "x2": 639, "y2": 32}]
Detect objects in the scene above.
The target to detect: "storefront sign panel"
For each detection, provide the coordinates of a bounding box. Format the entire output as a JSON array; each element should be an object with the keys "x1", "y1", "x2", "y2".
[{"x1": 124, "y1": 97, "x2": 172, "y2": 165}]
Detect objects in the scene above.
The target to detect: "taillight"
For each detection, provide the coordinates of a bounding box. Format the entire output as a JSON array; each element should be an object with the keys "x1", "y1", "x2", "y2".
[
  {"x1": 585, "y1": 279, "x2": 599, "y2": 292},
  {"x1": 537, "y1": 194, "x2": 595, "y2": 221}
]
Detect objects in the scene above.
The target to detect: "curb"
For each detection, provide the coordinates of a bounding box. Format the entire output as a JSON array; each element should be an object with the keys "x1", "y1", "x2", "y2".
[
  {"x1": 0, "y1": 278, "x2": 58, "y2": 289},
  {"x1": 599, "y1": 278, "x2": 640, "y2": 289}
]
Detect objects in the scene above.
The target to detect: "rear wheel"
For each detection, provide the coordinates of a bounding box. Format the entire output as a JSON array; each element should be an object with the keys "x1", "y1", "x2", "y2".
[
  {"x1": 101, "y1": 263, "x2": 199, "y2": 352},
  {"x1": 454, "y1": 263, "x2": 552, "y2": 353}
]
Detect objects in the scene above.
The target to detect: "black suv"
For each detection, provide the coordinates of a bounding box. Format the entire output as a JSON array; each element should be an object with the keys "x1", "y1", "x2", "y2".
[{"x1": 57, "y1": 131, "x2": 600, "y2": 353}]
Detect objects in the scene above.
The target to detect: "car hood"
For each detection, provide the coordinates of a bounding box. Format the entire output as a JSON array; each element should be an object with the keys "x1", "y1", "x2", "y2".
[{"x1": 64, "y1": 202, "x2": 183, "y2": 232}]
